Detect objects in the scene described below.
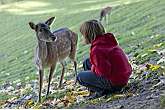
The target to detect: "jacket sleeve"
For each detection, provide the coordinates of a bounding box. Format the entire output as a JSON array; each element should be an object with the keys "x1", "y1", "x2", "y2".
[{"x1": 90, "y1": 51, "x2": 112, "y2": 77}]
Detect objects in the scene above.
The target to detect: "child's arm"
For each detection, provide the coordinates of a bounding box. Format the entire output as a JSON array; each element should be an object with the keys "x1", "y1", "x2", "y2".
[{"x1": 90, "y1": 51, "x2": 111, "y2": 76}]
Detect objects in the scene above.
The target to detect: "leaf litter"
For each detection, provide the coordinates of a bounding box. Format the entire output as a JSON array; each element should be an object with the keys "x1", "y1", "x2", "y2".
[{"x1": 0, "y1": 42, "x2": 165, "y2": 109}]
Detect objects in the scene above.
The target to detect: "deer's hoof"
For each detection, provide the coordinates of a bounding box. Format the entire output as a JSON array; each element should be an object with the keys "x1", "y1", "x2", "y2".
[{"x1": 74, "y1": 80, "x2": 77, "y2": 85}]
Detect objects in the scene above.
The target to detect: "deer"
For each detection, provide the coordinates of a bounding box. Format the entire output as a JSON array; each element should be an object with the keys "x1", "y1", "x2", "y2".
[
  {"x1": 99, "y1": 6, "x2": 112, "y2": 25},
  {"x1": 29, "y1": 17, "x2": 78, "y2": 103}
]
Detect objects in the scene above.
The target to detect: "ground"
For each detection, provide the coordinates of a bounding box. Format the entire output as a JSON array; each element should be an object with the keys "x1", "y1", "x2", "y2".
[{"x1": 0, "y1": 0, "x2": 165, "y2": 109}]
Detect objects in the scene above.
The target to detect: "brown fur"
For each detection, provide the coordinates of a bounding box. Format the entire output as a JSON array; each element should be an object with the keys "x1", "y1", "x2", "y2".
[
  {"x1": 29, "y1": 17, "x2": 78, "y2": 102},
  {"x1": 100, "y1": 6, "x2": 112, "y2": 24}
]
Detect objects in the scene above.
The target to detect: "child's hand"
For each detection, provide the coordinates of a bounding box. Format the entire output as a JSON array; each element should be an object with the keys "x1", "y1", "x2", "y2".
[{"x1": 91, "y1": 65, "x2": 95, "y2": 72}]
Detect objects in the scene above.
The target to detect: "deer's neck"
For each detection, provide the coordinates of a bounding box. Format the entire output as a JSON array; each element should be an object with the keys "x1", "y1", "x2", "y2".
[{"x1": 38, "y1": 40, "x2": 48, "y2": 61}]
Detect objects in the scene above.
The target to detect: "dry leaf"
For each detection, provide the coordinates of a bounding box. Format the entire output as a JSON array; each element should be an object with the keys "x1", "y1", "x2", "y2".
[
  {"x1": 76, "y1": 96, "x2": 85, "y2": 103},
  {"x1": 153, "y1": 43, "x2": 163, "y2": 48},
  {"x1": 6, "y1": 86, "x2": 14, "y2": 92},
  {"x1": 106, "y1": 97, "x2": 112, "y2": 102},
  {"x1": 56, "y1": 101, "x2": 65, "y2": 108},
  {"x1": 64, "y1": 92, "x2": 76, "y2": 104},
  {"x1": 157, "y1": 58, "x2": 165, "y2": 64},
  {"x1": 13, "y1": 79, "x2": 21, "y2": 84},
  {"x1": 89, "y1": 99, "x2": 99, "y2": 104},
  {"x1": 78, "y1": 64, "x2": 83, "y2": 69},
  {"x1": 25, "y1": 99, "x2": 34, "y2": 108},
  {"x1": 65, "y1": 80, "x2": 75, "y2": 85},
  {"x1": 113, "y1": 94, "x2": 125, "y2": 99},
  {"x1": 148, "y1": 49, "x2": 157, "y2": 53},
  {"x1": 74, "y1": 90, "x2": 89, "y2": 96},
  {"x1": 125, "y1": 93, "x2": 134, "y2": 97},
  {"x1": 0, "y1": 101, "x2": 6, "y2": 106},
  {"x1": 146, "y1": 63, "x2": 160, "y2": 71},
  {"x1": 32, "y1": 103, "x2": 42, "y2": 109}
]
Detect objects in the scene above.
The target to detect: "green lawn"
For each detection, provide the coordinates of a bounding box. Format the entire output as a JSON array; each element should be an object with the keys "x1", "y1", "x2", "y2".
[{"x1": 0, "y1": 0, "x2": 165, "y2": 102}]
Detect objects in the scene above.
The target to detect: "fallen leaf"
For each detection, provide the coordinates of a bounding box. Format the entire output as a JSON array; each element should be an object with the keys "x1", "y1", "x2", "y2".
[
  {"x1": 106, "y1": 97, "x2": 112, "y2": 102},
  {"x1": 153, "y1": 43, "x2": 163, "y2": 48},
  {"x1": 6, "y1": 97, "x2": 17, "y2": 103},
  {"x1": 25, "y1": 76, "x2": 30, "y2": 80},
  {"x1": 64, "y1": 80, "x2": 75, "y2": 85},
  {"x1": 131, "y1": 31, "x2": 135, "y2": 36},
  {"x1": 74, "y1": 90, "x2": 89, "y2": 96},
  {"x1": 67, "y1": 63, "x2": 73, "y2": 69},
  {"x1": 56, "y1": 101, "x2": 65, "y2": 108},
  {"x1": 5, "y1": 73, "x2": 10, "y2": 76},
  {"x1": 106, "y1": 94, "x2": 126, "y2": 102},
  {"x1": 0, "y1": 101, "x2": 6, "y2": 106},
  {"x1": 89, "y1": 99, "x2": 99, "y2": 104},
  {"x1": 24, "y1": 50, "x2": 28, "y2": 54},
  {"x1": 42, "y1": 100, "x2": 54, "y2": 109},
  {"x1": 146, "y1": 63, "x2": 160, "y2": 71},
  {"x1": 77, "y1": 86, "x2": 87, "y2": 91},
  {"x1": 13, "y1": 79, "x2": 21, "y2": 84},
  {"x1": 148, "y1": 49, "x2": 157, "y2": 53},
  {"x1": 125, "y1": 93, "x2": 134, "y2": 97},
  {"x1": 114, "y1": 105, "x2": 124, "y2": 109},
  {"x1": 25, "y1": 100, "x2": 34, "y2": 108},
  {"x1": 64, "y1": 92, "x2": 76, "y2": 104},
  {"x1": 6, "y1": 86, "x2": 14, "y2": 92},
  {"x1": 31, "y1": 103, "x2": 42, "y2": 109},
  {"x1": 64, "y1": 85, "x2": 74, "y2": 91},
  {"x1": 113, "y1": 94, "x2": 125, "y2": 99},
  {"x1": 151, "y1": 65, "x2": 160, "y2": 71},
  {"x1": 157, "y1": 58, "x2": 165, "y2": 64},
  {"x1": 76, "y1": 96, "x2": 85, "y2": 103},
  {"x1": 141, "y1": 53, "x2": 148, "y2": 58},
  {"x1": 78, "y1": 64, "x2": 83, "y2": 69},
  {"x1": 157, "y1": 49, "x2": 165, "y2": 55}
]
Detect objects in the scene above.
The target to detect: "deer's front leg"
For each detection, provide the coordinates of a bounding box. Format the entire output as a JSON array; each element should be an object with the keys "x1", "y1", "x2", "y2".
[
  {"x1": 58, "y1": 62, "x2": 65, "y2": 88},
  {"x1": 74, "y1": 61, "x2": 77, "y2": 85},
  {"x1": 46, "y1": 64, "x2": 56, "y2": 98},
  {"x1": 38, "y1": 69, "x2": 44, "y2": 103}
]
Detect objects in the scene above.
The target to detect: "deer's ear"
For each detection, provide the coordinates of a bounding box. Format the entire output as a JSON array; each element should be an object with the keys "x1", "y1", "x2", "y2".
[
  {"x1": 29, "y1": 22, "x2": 36, "y2": 30},
  {"x1": 45, "y1": 17, "x2": 56, "y2": 26}
]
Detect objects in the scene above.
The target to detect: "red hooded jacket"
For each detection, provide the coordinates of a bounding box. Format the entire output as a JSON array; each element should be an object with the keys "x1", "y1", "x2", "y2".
[{"x1": 90, "y1": 33, "x2": 132, "y2": 86}]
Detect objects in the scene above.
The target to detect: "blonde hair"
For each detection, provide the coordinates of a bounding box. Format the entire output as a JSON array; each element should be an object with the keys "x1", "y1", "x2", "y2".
[{"x1": 80, "y1": 19, "x2": 105, "y2": 44}]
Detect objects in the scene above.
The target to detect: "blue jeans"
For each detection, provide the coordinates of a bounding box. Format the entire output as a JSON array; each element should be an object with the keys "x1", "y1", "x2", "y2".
[{"x1": 77, "y1": 58, "x2": 123, "y2": 94}]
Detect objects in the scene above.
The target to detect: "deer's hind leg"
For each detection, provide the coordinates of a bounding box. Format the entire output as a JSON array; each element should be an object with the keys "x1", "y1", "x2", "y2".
[
  {"x1": 103, "y1": 15, "x2": 106, "y2": 25},
  {"x1": 107, "y1": 12, "x2": 111, "y2": 25},
  {"x1": 46, "y1": 63, "x2": 56, "y2": 99},
  {"x1": 58, "y1": 62, "x2": 65, "y2": 88},
  {"x1": 69, "y1": 32, "x2": 78, "y2": 84},
  {"x1": 69, "y1": 47, "x2": 77, "y2": 84}
]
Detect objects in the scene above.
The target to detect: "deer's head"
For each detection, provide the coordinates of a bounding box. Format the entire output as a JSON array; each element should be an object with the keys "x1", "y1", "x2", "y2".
[{"x1": 29, "y1": 17, "x2": 56, "y2": 42}]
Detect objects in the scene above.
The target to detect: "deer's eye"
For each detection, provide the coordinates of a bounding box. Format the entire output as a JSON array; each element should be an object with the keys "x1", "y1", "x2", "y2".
[{"x1": 39, "y1": 28, "x2": 43, "y2": 32}]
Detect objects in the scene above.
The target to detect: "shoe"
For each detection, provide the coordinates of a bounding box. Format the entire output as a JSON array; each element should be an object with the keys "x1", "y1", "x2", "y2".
[
  {"x1": 83, "y1": 91, "x2": 95, "y2": 99},
  {"x1": 84, "y1": 92, "x2": 105, "y2": 100}
]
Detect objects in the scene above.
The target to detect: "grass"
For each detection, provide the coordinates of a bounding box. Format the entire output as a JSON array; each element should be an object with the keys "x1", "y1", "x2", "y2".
[{"x1": 0, "y1": 0, "x2": 165, "y2": 103}]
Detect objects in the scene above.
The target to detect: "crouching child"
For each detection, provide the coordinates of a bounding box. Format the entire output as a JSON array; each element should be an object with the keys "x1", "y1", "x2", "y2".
[{"x1": 77, "y1": 19, "x2": 132, "y2": 99}]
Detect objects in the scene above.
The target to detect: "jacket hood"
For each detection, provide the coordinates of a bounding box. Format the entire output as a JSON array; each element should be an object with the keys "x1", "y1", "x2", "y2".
[{"x1": 91, "y1": 33, "x2": 118, "y2": 48}]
